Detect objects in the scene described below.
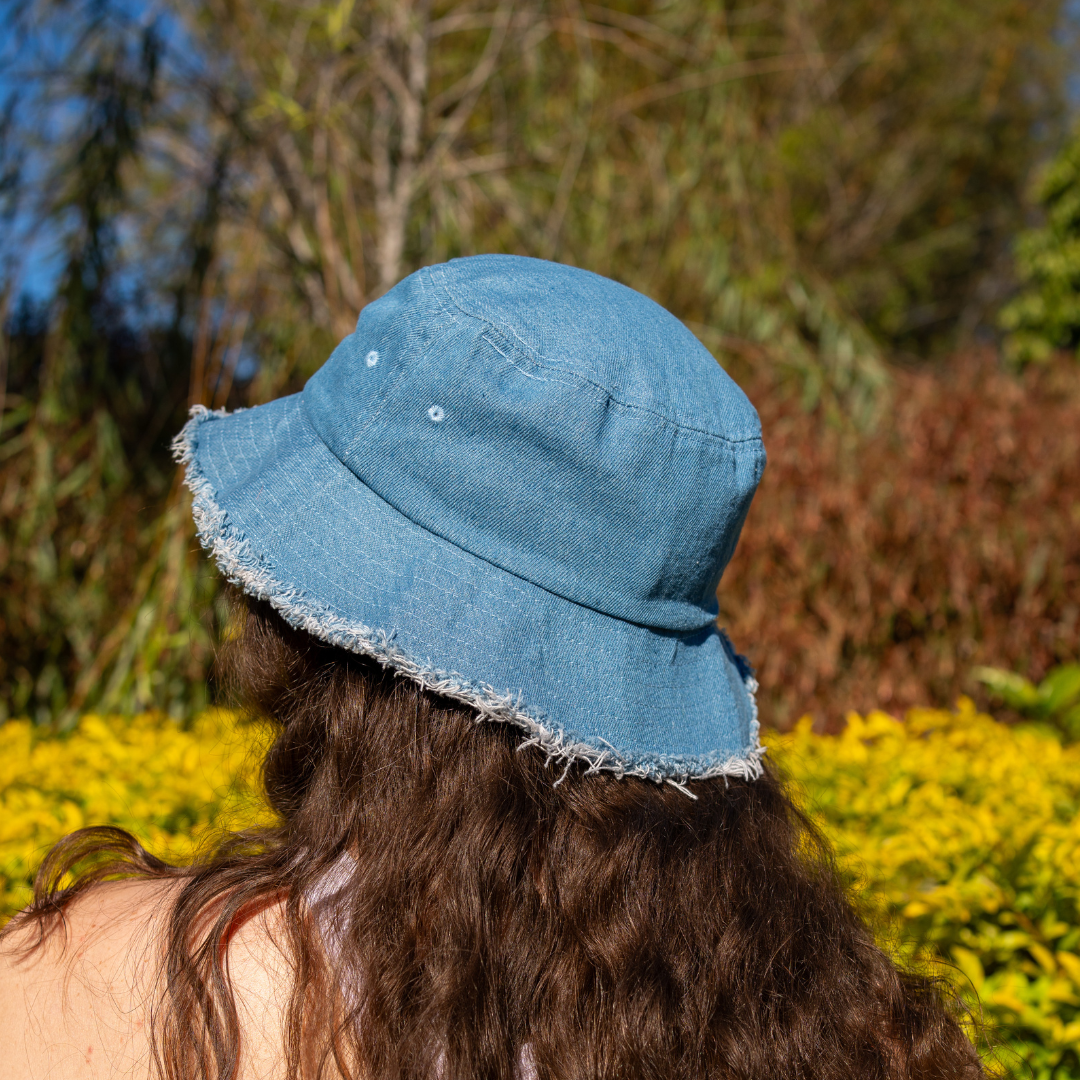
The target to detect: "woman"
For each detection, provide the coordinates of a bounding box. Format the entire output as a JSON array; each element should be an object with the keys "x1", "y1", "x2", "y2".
[{"x1": 1, "y1": 256, "x2": 986, "y2": 1079}]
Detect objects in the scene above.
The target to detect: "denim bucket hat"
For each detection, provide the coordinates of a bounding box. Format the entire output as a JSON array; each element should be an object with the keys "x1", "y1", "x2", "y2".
[{"x1": 174, "y1": 255, "x2": 767, "y2": 790}]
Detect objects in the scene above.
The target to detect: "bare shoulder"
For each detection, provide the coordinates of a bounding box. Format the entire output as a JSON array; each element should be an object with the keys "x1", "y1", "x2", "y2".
[
  {"x1": 225, "y1": 890, "x2": 295, "y2": 1080},
  {"x1": 0, "y1": 879, "x2": 174, "y2": 1079},
  {"x1": 0, "y1": 880, "x2": 291, "y2": 1080}
]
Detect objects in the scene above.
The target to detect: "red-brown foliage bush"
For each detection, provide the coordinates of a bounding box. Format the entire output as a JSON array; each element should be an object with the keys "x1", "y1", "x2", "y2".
[{"x1": 720, "y1": 351, "x2": 1080, "y2": 729}]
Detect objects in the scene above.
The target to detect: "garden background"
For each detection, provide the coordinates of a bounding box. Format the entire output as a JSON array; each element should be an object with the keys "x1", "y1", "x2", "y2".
[{"x1": 1, "y1": 0, "x2": 1079, "y2": 1075}]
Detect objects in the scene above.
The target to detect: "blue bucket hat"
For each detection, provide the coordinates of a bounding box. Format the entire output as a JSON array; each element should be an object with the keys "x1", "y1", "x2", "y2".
[{"x1": 174, "y1": 255, "x2": 766, "y2": 791}]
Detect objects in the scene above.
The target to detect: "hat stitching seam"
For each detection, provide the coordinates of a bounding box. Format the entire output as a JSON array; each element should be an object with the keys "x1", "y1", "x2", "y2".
[
  {"x1": 484, "y1": 316, "x2": 763, "y2": 449},
  {"x1": 333, "y1": 268, "x2": 463, "y2": 459},
  {"x1": 246, "y1": 397, "x2": 724, "y2": 634},
  {"x1": 173, "y1": 406, "x2": 765, "y2": 788},
  {"x1": 336, "y1": 303, "x2": 470, "y2": 463},
  {"x1": 483, "y1": 329, "x2": 765, "y2": 453},
  {"x1": 430, "y1": 267, "x2": 763, "y2": 448}
]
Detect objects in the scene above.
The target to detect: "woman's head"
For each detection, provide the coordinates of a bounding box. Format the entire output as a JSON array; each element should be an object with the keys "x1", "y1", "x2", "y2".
[{"x1": 167, "y1": 592, "x2": 983, "y2": 1080}]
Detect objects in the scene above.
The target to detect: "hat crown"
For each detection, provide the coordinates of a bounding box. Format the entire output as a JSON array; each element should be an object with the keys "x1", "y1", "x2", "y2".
[{"x1": 303, "y1": 255, "x2": 765, "y2": 632}]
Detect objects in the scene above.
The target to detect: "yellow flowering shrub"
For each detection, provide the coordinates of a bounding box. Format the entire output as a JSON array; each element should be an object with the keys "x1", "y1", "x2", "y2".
[
  {"x1": 0, "y1": 709, "x2": 274, "y2": 915},
  {"x1": 768, "y1": 699, "x2": 1080, "y2": 1079},
  {"x1": 1, "y1": 700, "x2": 1077, "y2": 1076}
]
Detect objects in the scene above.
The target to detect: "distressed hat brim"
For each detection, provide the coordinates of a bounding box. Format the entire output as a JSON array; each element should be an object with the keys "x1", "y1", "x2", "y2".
[{"x1": 175, "y1": 394, "x2": 762, "y2": 787}]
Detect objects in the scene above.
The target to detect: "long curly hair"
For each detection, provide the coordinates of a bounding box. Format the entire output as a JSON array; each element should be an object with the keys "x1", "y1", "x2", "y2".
[{"x1": 10, "y1": 595, "x2": 989, "y2": 1079}]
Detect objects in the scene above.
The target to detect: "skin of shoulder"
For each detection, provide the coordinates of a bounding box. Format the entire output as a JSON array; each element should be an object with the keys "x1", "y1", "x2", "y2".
[{"x1": 0, "y1": 880, "x2": 292, "y2": 1080}]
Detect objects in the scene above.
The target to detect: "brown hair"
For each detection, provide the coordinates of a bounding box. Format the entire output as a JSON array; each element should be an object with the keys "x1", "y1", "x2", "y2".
[{"x1": 12, "y1": 595, "x2": 989, "y2": 1079}]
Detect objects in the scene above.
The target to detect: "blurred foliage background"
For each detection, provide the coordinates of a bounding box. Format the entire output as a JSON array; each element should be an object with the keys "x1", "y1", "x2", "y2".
[
  {"x1": 0, "y1": 0, "x2": 1078, "y2": 728},
  {"x1": 3, "y1": 3, "x2": 1080, "y2": 1072}
]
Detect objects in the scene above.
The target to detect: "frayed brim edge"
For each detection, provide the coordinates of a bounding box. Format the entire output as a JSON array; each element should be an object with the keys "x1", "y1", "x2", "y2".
[{"x1": 172, "y1": 405, "x2": 765, "y2": 792}]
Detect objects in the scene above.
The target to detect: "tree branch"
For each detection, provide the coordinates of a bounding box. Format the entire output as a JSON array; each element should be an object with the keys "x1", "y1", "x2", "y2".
[{"x1": 605, "y1": 53, "x2": 809, "y2": 122}]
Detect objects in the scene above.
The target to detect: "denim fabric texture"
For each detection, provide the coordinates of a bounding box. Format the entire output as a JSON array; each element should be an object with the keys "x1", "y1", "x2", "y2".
[{"x1": 174, "y1": 255, "x2": 767, "y2": 787}]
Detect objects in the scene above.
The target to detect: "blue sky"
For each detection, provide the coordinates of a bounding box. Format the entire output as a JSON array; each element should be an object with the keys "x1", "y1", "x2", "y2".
[{"x1": 0, "y1": 0, "x2": 192, "y2": 305}]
